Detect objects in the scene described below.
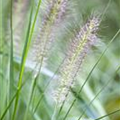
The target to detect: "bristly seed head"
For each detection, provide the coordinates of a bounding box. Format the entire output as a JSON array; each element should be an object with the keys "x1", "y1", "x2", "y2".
[
  {"x1": 54, "y1": 15, "x2": 100, "y2": 104},
  {"x1": 30, "y1": 0, "x2": 68, "y2": 64}
]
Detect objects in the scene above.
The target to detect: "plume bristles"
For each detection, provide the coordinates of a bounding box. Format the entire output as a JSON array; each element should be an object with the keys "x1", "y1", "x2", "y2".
[{"x1": 54, "y1": 15, "x2": 100, "y2": 104}]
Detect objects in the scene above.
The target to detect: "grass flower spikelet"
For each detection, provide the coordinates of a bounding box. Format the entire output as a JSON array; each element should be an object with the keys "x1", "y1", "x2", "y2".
[
  {"x1": 30, "y1": 0, "x2": 68, "y2": 63},
  {"x1": 54, "y1": 15, "x2": 100, "y2": 104}
]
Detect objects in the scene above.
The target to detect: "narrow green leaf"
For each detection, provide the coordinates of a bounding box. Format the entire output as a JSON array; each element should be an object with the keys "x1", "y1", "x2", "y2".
[
  {"x1": 8, "y1": 0, "x2": 14, "y2": 106},
  {"x1": 12, "y1": 0, "x2": 42, "y2": 119},
  {"x1": 94, "y1": 109, "x2": 120, "y2": 120},
  {"x1": 0, "y1": 0, "x2": 4, "y2": 116},
  {"x1": 0, "y1": 66, "x2": 36, "y2": 120},
  {"x1": 77, "y1": 66, "x2": 120, "y2": 120},
  {"x1": 9, "y1": 0, "x2": 14, "y2": 118},
  {"x1": 0, "y1": 62, "x2": 42, "y2": 119},
  {"x1": 0, "y1": 92, "x2": 17, "y2": 120},
  {"x1": 9, "y1": 0, "x2": 14, "y2": 92},
  {"x1": 33, "y1": 58, "x2": 66, "y2": 114},
  {"x1": 12, "y1": 5, "x2": 33, "y2": 120}
]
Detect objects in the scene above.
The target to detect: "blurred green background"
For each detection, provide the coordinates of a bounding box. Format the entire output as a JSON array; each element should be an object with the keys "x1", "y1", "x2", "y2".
[{"x1": 0, "y1": 0, "x2": 120, "y2": 120}]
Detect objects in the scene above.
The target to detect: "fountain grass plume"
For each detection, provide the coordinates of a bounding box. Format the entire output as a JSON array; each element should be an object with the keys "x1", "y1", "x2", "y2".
[
  {"x1": 54, "y1": 15, "x2": 100, "y2": 104},
  {"x1": 30, "y1": 0, "x2": 68, "y2": 64}
]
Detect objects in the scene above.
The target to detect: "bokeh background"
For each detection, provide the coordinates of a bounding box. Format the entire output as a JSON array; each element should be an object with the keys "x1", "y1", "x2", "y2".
[{"x1": 0, "y1": 0, "x2": 120, "y2": 120}]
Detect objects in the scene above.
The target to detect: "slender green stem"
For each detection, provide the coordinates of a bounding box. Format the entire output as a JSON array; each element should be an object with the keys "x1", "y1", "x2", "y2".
[
  {"x1": 0, "y1": 0, "x2": 4, "y2": 116},
  {"x1": 51, "y1": 104, "x2": 58, "y2": 120},
  {"x1": 77, "y1": 66, "x2": 120, "y2": 120},
  {"x1": 57, "y1": 91, "x2": 70, "y2": 117},
  {"x1": 0, "y1": 59, "x2": 41, "y2": 119},
  {"x1": 12, "y1": 4, "x2": 33, "y2": 120},
  {"x1": 9, "y1": 0, "x2": 14, "y2": 92},
  {"x1": 94, "y1": 108, "x2": 120, "y2": 120},
  {"x1": 0, "y1": 92, "x2": 17, "y2": 120},
  {"x1": 12, "y1": 0, "x2": 42, "y2": 119},
  {"x1": 33, "y1": 58, "x2": 66, "y2": 114},
  {"x1": 100, "y1": 0, "x2": 111, "y2": 22},
  {"x1": 0, "y1": 63, "x2": 39, "y2": 120},
  {"x1": 23, "y1": 57, "x2": 44, "y2": 120},
  {"x1": 9, "y1": 0, "x2": 14, "y2": 119}
]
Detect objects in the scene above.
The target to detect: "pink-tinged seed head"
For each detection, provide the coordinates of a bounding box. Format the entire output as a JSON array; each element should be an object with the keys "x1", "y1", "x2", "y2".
[{"x1": 54, "y1": 15, "x2": 100, "y2": 104}]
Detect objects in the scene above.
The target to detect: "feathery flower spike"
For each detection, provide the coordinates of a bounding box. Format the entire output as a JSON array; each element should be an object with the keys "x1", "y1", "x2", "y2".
[
  {"x1": 30, "y1": 0, "x2": 68, "y2": 63},
  {"x1": 54, "y1": 15, "x2": 100, "y2": 104}
]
